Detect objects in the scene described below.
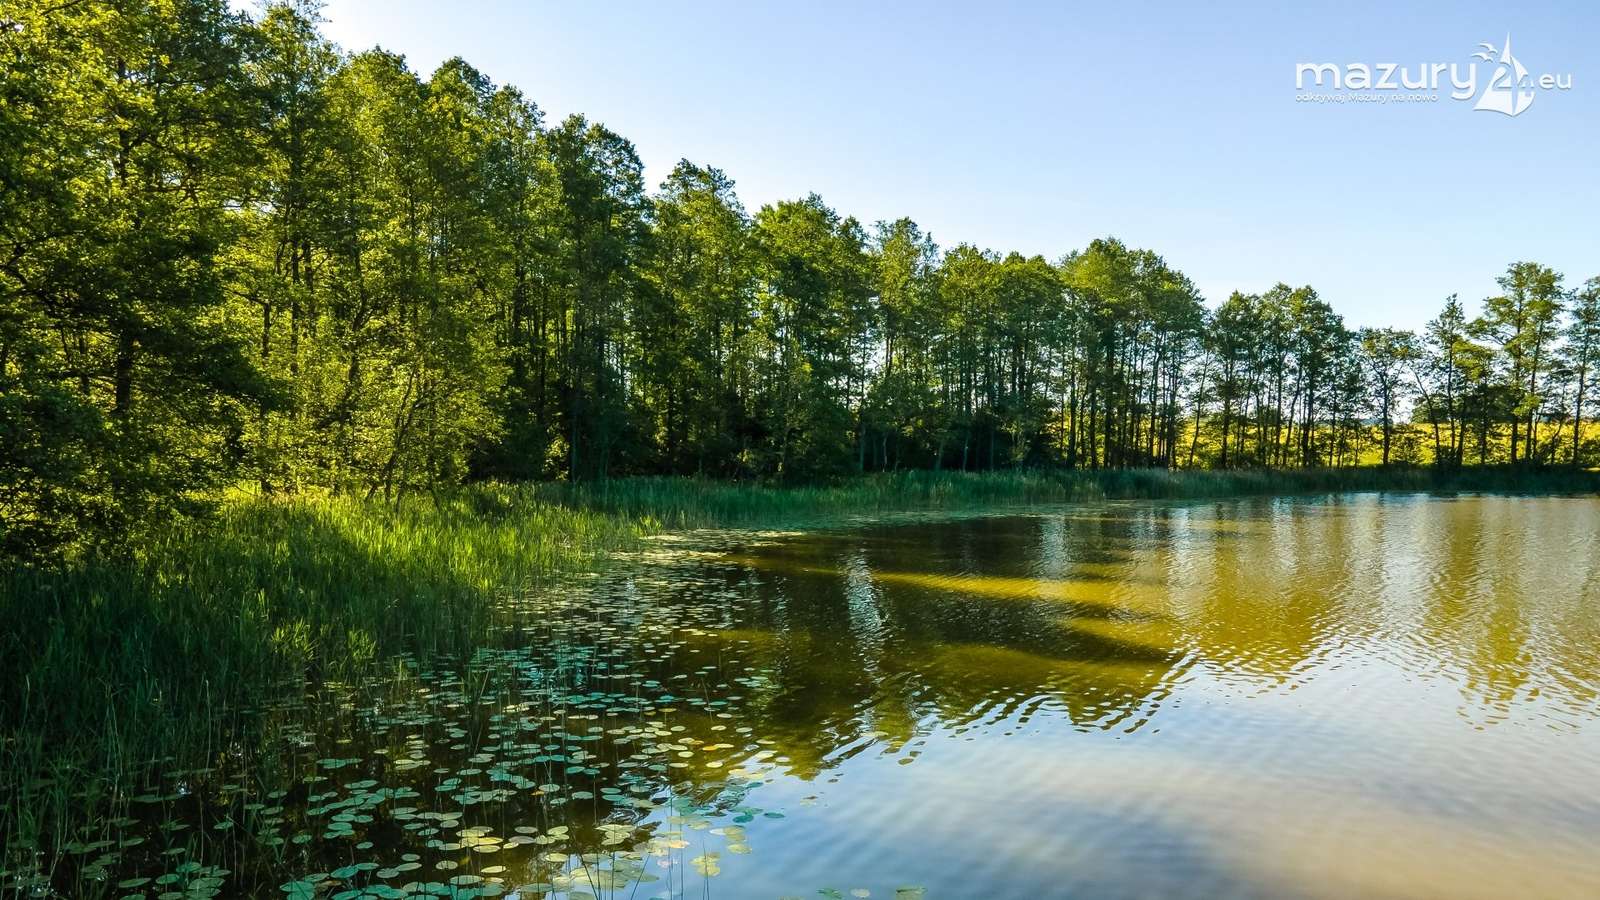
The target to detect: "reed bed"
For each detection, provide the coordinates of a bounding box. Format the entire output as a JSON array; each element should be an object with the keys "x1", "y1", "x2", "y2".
[{"x1": 0, "y1": 493, "x2": 647, "y2": 859}]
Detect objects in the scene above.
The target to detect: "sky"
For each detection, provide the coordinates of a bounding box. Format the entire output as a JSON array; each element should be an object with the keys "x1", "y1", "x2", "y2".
[{"x1": 303, "y1": 0, "x2": 1599, "y2": 330}]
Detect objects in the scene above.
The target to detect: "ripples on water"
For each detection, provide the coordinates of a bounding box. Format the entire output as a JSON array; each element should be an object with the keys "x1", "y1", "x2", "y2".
[{"x1": 19, "y1": 493, "x2": 1600, "y2": 899}]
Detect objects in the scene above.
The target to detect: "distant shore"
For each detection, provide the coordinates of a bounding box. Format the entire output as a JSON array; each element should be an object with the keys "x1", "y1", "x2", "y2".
[{"x1": 521, "y1": 465, "x2": 1600, "y2": 529}]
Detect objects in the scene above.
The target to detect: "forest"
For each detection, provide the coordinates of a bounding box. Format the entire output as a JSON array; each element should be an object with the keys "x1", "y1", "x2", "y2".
[
  {"x1": 4, "y1": 0, "x2": 1599, "y2": 562},
  {"x1": 7, "y1": 4, "x2": 1600, "y2": 896}
]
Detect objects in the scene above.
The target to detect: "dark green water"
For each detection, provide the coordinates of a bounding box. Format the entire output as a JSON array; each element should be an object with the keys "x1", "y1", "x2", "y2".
[{"x1": 23, "y1": 493, "x2": 1600, "y2": 899}]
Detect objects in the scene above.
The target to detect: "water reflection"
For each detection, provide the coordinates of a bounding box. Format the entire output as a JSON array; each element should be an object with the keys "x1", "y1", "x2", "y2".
[
  {"x1": 30, "y1": 493, "x2": 1600, "y2": 899},
  {"x1": 674, "y1": 494, "x2": 1600, "y2": 744},
  {"x1": 591, "y1": 493, "x2": 1600, "y2": 897}
]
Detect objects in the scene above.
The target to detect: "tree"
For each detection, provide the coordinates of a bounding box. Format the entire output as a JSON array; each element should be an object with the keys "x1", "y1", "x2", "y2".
[
  {"x1": 638, "y1": 161, "x2": 754, "y2": 474},
  {"x1": 1415, "y1": 295, "x2": 1473, "y2": 467},
  {"x1": 1474, "y1": 262, "x2": 1565, "y2": 464},
  {"x1": 477, "y1": 82, "x2": 549, "y2": 478},
  {"x1": 1567, "y1": 277, "x2": 1600, "y2": 465},
  {"x1": 1360, "y1": 328, "x2": 1418, "y2": 465},
  {"x1": 1207, "y1": 293, "x2": 1259, "y2": 469},
  {"x1": 1, "y1": 0, "x2": 269, "y2": 557},
  {"x1": 936, "y1": 244, "x2": 999, "y2": 470},
  {"x1": 750, "y1": 195, "x2": 872, "y2": 479},
  {"x1": 991, "y1": 253, "x2": 1062, "y2": 466},
  {"x1": 4, "y1": 0, "x2": 1586, "y2": 562},
  {"x1": 542, "y1": 115, "x2": 650, "y2": 480},
  {"x1": 232, "y1": 0, "x2": 342, "y2": 492},
  {"x1": 1288, "y1": 288, "x2": 1348, "y2": 468},
  {"x1": 867, "y1": 217, "x2": 940, "y2": 470}
]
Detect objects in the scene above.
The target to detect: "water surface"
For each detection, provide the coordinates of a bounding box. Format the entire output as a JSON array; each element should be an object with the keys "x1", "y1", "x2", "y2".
[{"x1": 34, "y1": 493, "x2": 1600, "y2": 898}]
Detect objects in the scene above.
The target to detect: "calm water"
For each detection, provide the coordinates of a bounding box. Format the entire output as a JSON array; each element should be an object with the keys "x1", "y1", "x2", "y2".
[{"x1": 33, "y1": 494, "x2": 1600, "y2": 899}]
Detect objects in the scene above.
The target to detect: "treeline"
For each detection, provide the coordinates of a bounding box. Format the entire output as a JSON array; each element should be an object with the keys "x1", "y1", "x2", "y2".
[{"x1": 3, "y1": 1, "x2": 1598, "y2": 559}]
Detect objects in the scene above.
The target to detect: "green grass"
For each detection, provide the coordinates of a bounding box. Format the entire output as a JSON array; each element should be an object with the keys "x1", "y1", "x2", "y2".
[
  {"x1": 2, "y1": 464, "x2": 1596, "y2": 867},
  {"x1": 0, "y1": 492, "x2": 649, "y2": 861},
  {"x1": 522, "y1": 465, "x2": 1600, "y2": 529}
]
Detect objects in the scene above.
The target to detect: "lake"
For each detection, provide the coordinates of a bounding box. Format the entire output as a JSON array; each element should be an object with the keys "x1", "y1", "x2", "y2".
[{"x1": 52, "y1": 493, "x2": 1600, "y2": 899}]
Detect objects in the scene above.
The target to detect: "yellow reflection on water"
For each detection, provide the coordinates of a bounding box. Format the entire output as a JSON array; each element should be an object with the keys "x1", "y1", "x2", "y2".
[{"x1": 695, "y1": 494, "x2": 1600, "y2": 897}]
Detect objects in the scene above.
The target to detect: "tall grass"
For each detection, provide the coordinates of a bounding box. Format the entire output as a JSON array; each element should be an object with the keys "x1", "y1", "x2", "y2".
[
  {"x1": 2, "y1": 464, "x2": 1595, "y2": 865},
  {"x1": 0, "y1": 492, "x2": 648, "y2": 860}
]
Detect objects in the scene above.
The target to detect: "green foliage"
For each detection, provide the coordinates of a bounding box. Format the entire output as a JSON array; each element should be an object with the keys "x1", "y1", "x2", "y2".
[
  {"x1": 1360, "y1": 327, "x2": 1419, "y2": 465},
  {"x1": 1473, "y1": 262, "x2": 1567, "y2": 463},
  {"x1": 1566, "y1": 278, "x2": 1600, "y2": 464},
  {"x1": 5, "y1": 3, "x2": 1599, "y2": 563},
  {"x1": 635, "y1": 161, "x2": 756, "y2": 473},
  {"x1": 1, "y1": 0, "x2": 270, "y2": 558}
]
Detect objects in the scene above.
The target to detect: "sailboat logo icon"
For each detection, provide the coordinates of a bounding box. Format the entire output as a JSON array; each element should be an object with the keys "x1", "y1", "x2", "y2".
[{"x1": 1472, "y1": 35, "x2": 1536, "y2": 117}]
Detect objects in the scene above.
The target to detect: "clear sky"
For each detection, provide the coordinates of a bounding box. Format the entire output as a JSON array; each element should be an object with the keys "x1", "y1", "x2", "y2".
[{"x1": 306, "y1": 0, "x2": 1599, "y2": 329}]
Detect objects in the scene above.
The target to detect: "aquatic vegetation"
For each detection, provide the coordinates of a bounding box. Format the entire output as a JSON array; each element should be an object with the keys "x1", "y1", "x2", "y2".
[
  {"x1": 3, "y1": 549, "x2": 783, "y2": 896},
  {"x1": 0, "y1": 492, "x2": 646, "y2": 888},
  {"x1": 4, "y1": 477, "x2": 1599, "y2": 896}
]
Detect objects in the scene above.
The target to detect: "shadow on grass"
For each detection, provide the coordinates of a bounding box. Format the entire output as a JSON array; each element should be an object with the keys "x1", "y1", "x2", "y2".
[{"x1": 0, "y1": 494, "x2": 643, "y2": 853}]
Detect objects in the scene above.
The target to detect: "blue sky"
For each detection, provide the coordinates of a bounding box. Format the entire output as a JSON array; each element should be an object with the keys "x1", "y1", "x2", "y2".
[{"x1": 307, "y1": 0, "x2": 1599, "y2": 329}]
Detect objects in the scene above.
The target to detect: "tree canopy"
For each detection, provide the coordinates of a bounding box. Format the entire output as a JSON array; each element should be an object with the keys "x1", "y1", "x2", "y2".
[{"x1": 3, "y1": 1, "x2": 1597, "y2": 559}]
